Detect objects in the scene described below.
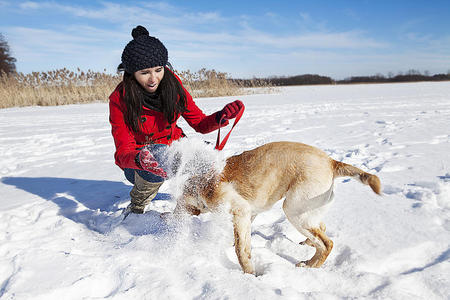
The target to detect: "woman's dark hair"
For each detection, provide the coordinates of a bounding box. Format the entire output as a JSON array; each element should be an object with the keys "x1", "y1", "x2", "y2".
[{"x1": 119, "y1": 64, "x2": 188, "y2": 133}]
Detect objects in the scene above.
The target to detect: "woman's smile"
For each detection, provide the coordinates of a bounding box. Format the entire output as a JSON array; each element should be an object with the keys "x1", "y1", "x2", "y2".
[{"x1": 134, "y1": 66, "x2": 165, "y2": 93}]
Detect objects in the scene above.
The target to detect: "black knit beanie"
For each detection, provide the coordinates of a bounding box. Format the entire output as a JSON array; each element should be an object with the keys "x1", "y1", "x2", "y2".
[{"x1": 121, "y1": 25, "x2": 168, "y2": 74}]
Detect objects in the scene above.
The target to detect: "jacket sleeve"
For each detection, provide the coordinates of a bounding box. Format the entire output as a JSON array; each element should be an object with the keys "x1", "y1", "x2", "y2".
[
  {"x1": 181, "y1": 86, "x2": 229, "y2": 134},
  {"x1": 109, "y1": 93, "x2": 142, "y2": 170}
]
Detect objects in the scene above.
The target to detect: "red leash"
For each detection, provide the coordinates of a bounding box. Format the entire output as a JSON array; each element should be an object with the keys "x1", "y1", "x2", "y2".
[{"x1": 215, "y1": 106, "x2": 245, "y2": 151}]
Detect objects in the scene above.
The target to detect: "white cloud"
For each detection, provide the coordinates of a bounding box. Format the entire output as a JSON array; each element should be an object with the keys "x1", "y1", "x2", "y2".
[
  {"x1": 239, "y1": 28, "x2": 387, "y2": 49},
  {"x1": 341, "y1": 8, "x2": 360, "y2": 21},
  {"x1": 299, "y1": 12, "x2": 312, "y2": 23},
  {"x1": 4, "y1": 26, "x2": 122, "y2": 72},
  {"x1": 19, "y1": 1, "x2": 40, "y2": 9},
  {"x1": 141, "y1": 1, "x2": 178, "y2": 12},
  {"x1": 14, "y1": 1, "x2": 224, "y2": 27},
  {"x1": 297, "y1": 11, "x2": 328, "y2": 31},
  {"x1": 186, "y1": 11, "x2": 225, "y2": 23}
]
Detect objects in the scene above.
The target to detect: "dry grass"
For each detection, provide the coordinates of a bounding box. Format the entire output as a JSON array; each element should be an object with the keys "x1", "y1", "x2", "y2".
[
  {"x1": 0, "y1": 68, "x2": 121, "y2": 108},
  {"x1": 177, "y1": 68, "x2": 247, "y2": 97},
  {"x1": 0, "y1": 68, "x2": 273, "y2": 109}
]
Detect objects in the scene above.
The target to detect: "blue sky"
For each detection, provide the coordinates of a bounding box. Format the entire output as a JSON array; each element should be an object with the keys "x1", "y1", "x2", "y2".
[{"x1": 1, "y1": 0, "x2": 449, "y2": 79}]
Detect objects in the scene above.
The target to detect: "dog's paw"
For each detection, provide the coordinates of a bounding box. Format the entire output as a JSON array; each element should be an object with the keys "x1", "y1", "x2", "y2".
[
  {"x1": 319, "y1": 222, "x2": 326, "y2": 232},
  {"x1": 296, "y1": 261, "x2": 309, "y2": 268},
  {"x1": 296, "y1": 260, "x2": 318, "y2": 268},
  {"x1": 242, "y1": 268, "x2": 256, "y2": 275}
]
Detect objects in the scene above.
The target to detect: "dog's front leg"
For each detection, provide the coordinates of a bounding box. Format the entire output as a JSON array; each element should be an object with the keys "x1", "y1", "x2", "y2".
[{"x1": 232, "y1": 206, "x2": 254, "y2": 275}]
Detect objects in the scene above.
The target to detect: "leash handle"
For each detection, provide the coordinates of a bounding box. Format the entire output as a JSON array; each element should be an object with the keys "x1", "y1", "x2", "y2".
[{"x1": 215, "y1": 105, "x2": 245, "y2": 151}]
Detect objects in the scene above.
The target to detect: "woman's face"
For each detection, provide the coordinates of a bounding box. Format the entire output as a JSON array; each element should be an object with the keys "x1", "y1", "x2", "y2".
[{"x1": 134, "y1": 66, "x2": 165, "y2": 93}]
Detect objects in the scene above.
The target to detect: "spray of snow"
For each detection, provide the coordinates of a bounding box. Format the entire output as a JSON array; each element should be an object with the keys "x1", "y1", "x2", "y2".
[{"x1": 164, "y1": 138, "x2": 226, "y2": 201}]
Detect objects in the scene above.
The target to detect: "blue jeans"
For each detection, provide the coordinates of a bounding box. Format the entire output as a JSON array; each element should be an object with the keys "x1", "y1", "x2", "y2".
[{"x1": 124, "y1": 144, "x2": 170, "y2": 184}]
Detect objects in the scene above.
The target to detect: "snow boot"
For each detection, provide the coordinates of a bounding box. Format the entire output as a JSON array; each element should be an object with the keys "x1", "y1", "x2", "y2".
[{"x1": 128, "y1": 172, "x2": 163, "y2": 214}]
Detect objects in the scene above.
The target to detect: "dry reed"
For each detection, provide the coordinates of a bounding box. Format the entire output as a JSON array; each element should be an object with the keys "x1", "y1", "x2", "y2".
[
  {"x1": 176, "y1": 68, "x2": 242, "y2": 97},
  {"x1": 0, "y1": 68, "x2": 121, "y2": 108},
  {"x1": 0, "y1": 68, "x2": 272, "y2": 109}
]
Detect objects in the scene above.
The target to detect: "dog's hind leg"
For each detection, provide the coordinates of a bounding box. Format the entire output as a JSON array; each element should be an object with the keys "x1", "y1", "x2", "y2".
[
  {"x1": 297, "y1": 227, "x2": 333, "y2": 268},
  {"x1": 299, "y1": 222, "x2": 326, "y2": 246},
  {"x1": 283, "y1": 203, "x2": 333, "y2": 268}
]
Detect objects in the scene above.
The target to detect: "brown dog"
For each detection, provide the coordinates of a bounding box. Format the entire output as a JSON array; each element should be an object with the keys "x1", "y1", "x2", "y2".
[{"x1": 174, "y1": 141, "x2": 381, "y2": 275}]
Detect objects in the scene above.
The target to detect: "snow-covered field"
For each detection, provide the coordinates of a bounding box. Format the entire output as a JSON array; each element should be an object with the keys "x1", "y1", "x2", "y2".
[{"x1": 1, "y1": 82, "x2": 449, "y2": 299}]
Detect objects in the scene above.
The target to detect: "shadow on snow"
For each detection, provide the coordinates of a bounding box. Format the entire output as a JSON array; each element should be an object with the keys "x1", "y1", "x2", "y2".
[{"x1": 1, "y1": 176, "x2": 173, "y2": 235}]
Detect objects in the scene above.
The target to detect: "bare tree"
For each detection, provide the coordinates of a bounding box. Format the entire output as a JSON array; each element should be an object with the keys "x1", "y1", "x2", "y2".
[
  {"x1": 0, "y1": 33, "x2": 17, "y2": 74},
  {"x1": 406, "y1": 69, "x2": 421, "y2": 75}
]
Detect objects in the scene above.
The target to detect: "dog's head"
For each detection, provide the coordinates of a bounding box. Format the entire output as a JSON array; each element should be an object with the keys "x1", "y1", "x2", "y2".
[{"x1": 180, "y1": 170, "x2": 220, "y2": 215}]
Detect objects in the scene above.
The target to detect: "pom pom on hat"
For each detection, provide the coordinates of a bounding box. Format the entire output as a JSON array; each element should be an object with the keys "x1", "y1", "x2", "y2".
[
  {"x1": 131, "y1": 25, "x2": 149, "y2": 39},
  {"x1": 121, "y1": 25, "x2": 168, "y2": 74}
]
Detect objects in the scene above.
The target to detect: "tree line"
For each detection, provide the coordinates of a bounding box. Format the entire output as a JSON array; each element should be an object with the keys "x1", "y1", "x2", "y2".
[
  {"x1": 236, "y1": 71, "x2": 450, "y2": 86},
  {"x1": 336, "y1": 70, "x2": 450, "y2": 84}
]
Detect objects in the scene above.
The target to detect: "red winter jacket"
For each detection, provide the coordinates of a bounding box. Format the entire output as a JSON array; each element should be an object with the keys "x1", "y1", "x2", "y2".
[{"x1": 109, "y1": 73, "x2": 228, "y2": 170}]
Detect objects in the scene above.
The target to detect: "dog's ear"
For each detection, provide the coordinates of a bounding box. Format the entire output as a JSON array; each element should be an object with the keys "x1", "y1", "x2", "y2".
[
  {"x1": 173, "y1": 199, "x2": 201, "y2": 216},
  {"x1": 184, "y1": 172, "x2": 219, "y2": 198},
  {"x1": 185, "y1": 204, "x2": 201, "y2": 216}
]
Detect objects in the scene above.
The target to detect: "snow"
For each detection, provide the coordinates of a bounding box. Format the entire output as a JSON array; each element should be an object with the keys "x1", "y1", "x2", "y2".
[{"x1": 1, "y1": 81, "x2": 449, "y2": 299}]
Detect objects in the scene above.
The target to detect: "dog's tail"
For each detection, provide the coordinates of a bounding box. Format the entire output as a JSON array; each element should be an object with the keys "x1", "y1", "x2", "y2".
[{"x1": 331, "y1": 160, "x2": 382, "y2": 195}]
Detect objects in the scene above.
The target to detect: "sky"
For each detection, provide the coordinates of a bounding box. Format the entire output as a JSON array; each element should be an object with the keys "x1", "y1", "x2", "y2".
[{"x1": 1, "y1": 0, "x2": 449, "y2": 79}]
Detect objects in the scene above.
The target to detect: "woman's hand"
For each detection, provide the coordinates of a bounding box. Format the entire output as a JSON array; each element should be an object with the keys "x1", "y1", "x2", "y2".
[
  {"x1": 137, "y1": 147, "x2": 167, "y2": 178},
  {"x1": 216, "y1": 100, "x2": 244, "y2": 123}
]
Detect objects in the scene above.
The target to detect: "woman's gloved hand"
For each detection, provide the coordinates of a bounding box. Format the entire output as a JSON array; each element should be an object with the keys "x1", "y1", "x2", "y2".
[
  {"x1": 216, "y1": 100, "x2": 244, "y2": 123},
  {"x1": 137, "y1": 147, "x2": 167, "y2": 178}
]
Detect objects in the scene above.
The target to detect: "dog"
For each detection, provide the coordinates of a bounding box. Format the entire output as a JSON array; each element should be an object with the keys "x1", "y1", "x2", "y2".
[{"x1": 173, "y1": 141, "x2": 381, "y2": 275}]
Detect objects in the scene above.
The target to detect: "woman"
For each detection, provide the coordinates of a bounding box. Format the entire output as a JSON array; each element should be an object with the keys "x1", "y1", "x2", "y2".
[{"x1": 109, "y1": 25, "x2": 244, "y2": 215}]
